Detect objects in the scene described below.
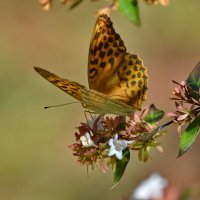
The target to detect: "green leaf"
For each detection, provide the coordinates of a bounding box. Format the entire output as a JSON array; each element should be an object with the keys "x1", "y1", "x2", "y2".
[
  {"x1": 69, "y1": 0, "x2": 84, "y2": 10},
  {"x1": 144, "y1": 104, "x2": 165, "y2": 125},
  {"x1": 179, "y1": 188, "x2": 194, "y2": 200},
  {"x1": 118, "y1": 0, "x2": 141, "y2": 26},
  {"x1": 186, "y1": 62, "x2": 200, "y2": 101},
  {"x1": 178, "y1": 115, "x2": 200, "y2": 157},
  {"x1": 112, "y1": 148, "x2": 130, "y2": 189}
]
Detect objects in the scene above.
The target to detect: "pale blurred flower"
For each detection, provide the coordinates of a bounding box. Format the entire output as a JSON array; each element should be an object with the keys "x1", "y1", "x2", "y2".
[
  {"x1": 132, "y1": 173, "x2": 168, "y2": 200},
  {"x1": 108, "y1": 133, "x2": 133, "y2": 160},
  {"x1": 159, "y1": 0, "x2": 169, "y2": 5},
  {"x1": 39, "y1": 0, "x2": 52, "y2": 10},
  {"x1": 80, "y1": 132, "x2": 97, "y2": 148},
  {"x1": 143, "y1": 0, "x2": 169, "y2": 6}
]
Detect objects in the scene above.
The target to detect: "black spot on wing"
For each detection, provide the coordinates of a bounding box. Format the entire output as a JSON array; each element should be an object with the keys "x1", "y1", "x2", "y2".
[
  {"x1": 107, "y1": 48, "x2": 113, "y2": 56},
  {"x1": 108, "y1": 58, "x2": 114, "y2": 68},
  {"x1": 100, "y1": 62, "x2": 106, "y2": 68},
  {"x1": 99, "y1": 51, "x2": 105, "y2": 58}
]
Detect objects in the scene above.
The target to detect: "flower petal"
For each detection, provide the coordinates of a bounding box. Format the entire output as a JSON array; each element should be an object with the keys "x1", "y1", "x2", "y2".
[
  {"x1": 115, "y1": 151, "x2": 123, "y2": 160},
  {"x1": 177, "y1": 113, "x2": 188, "y2": 121},
  {"x1": 108, "y1": 148, "x2": 116, "y2": 156},
  {"x1": 108, "y1": 138, "x2": 114, "y2": 146},
  {"x1": 85, "y1": 132, "x2": 90, "y2": 139}
]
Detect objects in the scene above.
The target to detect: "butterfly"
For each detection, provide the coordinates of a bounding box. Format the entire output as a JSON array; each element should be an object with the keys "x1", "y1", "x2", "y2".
[{"x1": 34, "y1": 14, "x2": 148, "y2": 116}]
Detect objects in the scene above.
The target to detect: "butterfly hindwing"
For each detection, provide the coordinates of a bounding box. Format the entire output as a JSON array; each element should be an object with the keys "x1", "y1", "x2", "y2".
[{"x1": 102, "y1": 53, "x2": 148, "y2": 110}]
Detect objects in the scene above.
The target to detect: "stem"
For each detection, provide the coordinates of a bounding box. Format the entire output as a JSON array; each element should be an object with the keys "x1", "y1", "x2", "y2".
[
  {"x1": 159, "y1": 120, "x2": 174, "y2": 130},
  {"x1": 138, "y1": 120, "x2": 174, "y2": 142},
  {"x1": 178, "y1": 99, "x2": 200, "y2": 106}
]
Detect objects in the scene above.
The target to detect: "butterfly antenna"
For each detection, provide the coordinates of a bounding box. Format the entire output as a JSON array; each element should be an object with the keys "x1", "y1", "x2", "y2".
[{"x1": 44, "y1": 102, "x2": 79, "y2": 109}]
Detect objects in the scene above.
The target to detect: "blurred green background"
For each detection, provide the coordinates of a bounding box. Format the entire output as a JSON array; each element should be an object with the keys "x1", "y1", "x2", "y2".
[{"x1": 0, "y1": 1, "x2": 200, "y2": 199}]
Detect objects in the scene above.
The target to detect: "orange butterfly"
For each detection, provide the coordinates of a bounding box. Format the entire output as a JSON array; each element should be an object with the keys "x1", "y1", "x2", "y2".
[{"x1": 34, "y1": 14, "x2": 148, "y2": 116}]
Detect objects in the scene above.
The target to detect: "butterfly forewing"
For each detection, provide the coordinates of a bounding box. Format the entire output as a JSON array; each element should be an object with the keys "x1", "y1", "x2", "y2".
[
  {"x1": 88, "y1": 14, "x2": 126, "y2": 91},
  {"x1": 34, "y1": 67, "x2": 85, "y2": 102}
]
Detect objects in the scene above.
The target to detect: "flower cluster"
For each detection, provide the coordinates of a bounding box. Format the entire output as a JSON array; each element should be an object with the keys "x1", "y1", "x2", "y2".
[
  {"x1": 69, "y1": 105, "x2": 164, "y2": 173},
  {"x1": 127, "y1": 110, "x2": 164, "y2": 162},
  {"x1": 167, "y1": 80, "x2": 200, "y2": 132},
  {"x1": 39, "y1": 0, "x2": 86, "y2": 11},
  {"x1": 69, "y1": 115, "x2": 132, "y2": 172}
]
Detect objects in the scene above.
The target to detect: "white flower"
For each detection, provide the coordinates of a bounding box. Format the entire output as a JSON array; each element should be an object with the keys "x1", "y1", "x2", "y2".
[
  {"x1": 108, "y1": 133, "x2": 133, "y2": 160},
  {"x1": 80, "y1": 132, "x2": 97, "y2": 148},
  {"x1": 132, "y1": 173, "x2": 168, "y2": 200}
]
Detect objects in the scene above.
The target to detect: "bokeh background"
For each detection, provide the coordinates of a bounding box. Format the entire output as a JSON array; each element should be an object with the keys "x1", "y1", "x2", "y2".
[{"x1": 0, "y1": 1, "x2": 200, "y2": 199}]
